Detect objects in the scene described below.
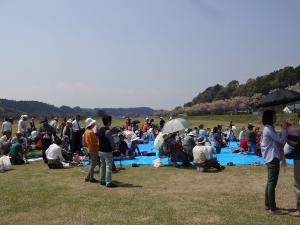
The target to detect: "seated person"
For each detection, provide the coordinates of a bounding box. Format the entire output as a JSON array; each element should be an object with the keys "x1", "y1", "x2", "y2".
[
  {"x1": 45, "y1": 138, "x2": 66, "y2": 169},
  {"x1": 193, "y1": 137, "x2": 224, "y2": 172},
  {"x1": 159, "y1": 134, "x2": 187, "y2": 168},
  {"x1": 0, "y1": 132, "x2": 12, "y2": 155},
  {"x1": 9, "y1": 143, "x2": 25, "y2": 165},
  {"x1": 118, "y1": 135, "x2": 132, "y2": 156},
  {"x1": 182, "y1": 132, "x2": 196, "y2": 161},
  {"x1": 172, "y1": 136, "x2": 190, "y2": 167},
  {"x1": 11, "y1": 131, "x2": 28, "y2": 159}
]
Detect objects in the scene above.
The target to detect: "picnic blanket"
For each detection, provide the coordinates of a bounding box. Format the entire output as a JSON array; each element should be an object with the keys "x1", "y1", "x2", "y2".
[{"x1": 114, "y1": 141, "x2": 294, "y2": 166}]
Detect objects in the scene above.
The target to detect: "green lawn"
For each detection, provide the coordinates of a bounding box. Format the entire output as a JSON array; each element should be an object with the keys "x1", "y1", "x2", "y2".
[{"x1": 0, "y1": 163, "x2": 299, "y2": 225}]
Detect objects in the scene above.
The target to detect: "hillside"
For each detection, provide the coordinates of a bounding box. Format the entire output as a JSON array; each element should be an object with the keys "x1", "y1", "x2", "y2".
[
  {"x1": 0, "y1": 98, "x2": 155, "y2": 118},
  {"x1": 185, "y1": 66, "x2": 300, "y2": 107}
]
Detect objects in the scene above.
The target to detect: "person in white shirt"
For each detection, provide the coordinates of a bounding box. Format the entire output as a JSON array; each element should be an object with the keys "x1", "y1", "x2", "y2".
[
  {"x1": 46, "y1": 139, "x2": 66, "y2": 169},
  {"x1": 1, "y1": 118, "x2": 12, "y2": 135},
  {"x1": 193, "y1": 137, "x2": 224, "y2": 172},
  {"x1": 49, "y1": 117, "x2": 58, "y2": 132},
  {"x1": 18, "y1": 115, "x2": 28, "y2": 137}
]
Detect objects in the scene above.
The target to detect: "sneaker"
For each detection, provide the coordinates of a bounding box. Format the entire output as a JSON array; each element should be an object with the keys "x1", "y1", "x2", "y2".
[
  {"x1": 89, "y1": 178, "x2": 98, "y2": 183},
  {"x1": 289, "y1": 210, "x2": 300, "y2": 217},
  {"x1": 85, "y1": 177, "x2": 90, "y2": 182},
  {"x1": 100, "y1": 182, "x2": 106, "y2": 186},
  {"x1": 270, "y1": 209, "x2": 287, "y2": 215},
  {"x1": 106, "y1": 182, "x2": 118, "y2": 188}
]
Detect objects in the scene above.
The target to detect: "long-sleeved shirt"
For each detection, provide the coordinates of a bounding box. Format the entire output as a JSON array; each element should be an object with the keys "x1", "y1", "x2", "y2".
[
  {"x1": 46, "y1": 144, "x2": 65, "y2": 161},
  {"x1": 84, "y1": 129, "x2": 99, "y2": 152},
  {"x1": 261, "y1": 125, "x2": 287, "y2": 163}
]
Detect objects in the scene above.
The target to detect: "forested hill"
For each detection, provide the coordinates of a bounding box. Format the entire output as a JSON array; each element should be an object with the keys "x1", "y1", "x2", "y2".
[
  {"x1": 0, "y1": 99, "x2": 155, "y2": 118},
  {"x1": 185, "y1": 66, "x2": 300, "y2": 107}
]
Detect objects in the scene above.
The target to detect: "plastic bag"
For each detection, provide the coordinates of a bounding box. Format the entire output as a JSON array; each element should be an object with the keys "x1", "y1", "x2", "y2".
[
  {"x1": 0, "y1": 156, "x2": 12, "y2": 171},
  {"x1": 152, "y1": 158, "x2": 163, "y2": 168}
]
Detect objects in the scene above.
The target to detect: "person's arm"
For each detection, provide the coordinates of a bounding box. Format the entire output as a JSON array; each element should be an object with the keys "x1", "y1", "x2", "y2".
[
  {"x1": 266, "y1": 127, "x2": 287, "y2": 144},
  {"x1": 58, "y1": 147, "x2": 65, "y2": 162}
]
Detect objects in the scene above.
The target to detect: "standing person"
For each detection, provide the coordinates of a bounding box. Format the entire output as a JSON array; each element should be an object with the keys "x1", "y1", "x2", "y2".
[
  {"x1": 29, "y1": 117, "x2": 36, "y2": 132},
  {"x1": 159, "y1": 117, "x2": 165, "y2": 130},
  {"x1": 84, "y1": 118, "x2": 99, "y2": 183},
  {"x1": 2, "y1": 117, "x2": 12, "y2": 136},
  {"x1": 212, "y1": 127, "x2": 222, "y2": 154},
  {"x1": 72, "y1": 115, "x2": 83, "y2": 154},
  {"x1": 58, "y1": 117, "x2": 67, "y2": 139},
  {"x1": 49, "y1": 117, "x2": 58, "y2": 134},
  {"x1": 39, "y1": 117, "x2": 54, "y2": 163},
  {"x1": 18, "y1": 115, "x2": 28, "y2": 137},
  {"x1": 98, "y1": 115, "x2": 118, "y2": 188},
  {"x1": 261, "y1": 110, "x2": 288, "y2": 214},
  {"x1": 62, "y1": 119, "x2": 73, "y2": 151}
]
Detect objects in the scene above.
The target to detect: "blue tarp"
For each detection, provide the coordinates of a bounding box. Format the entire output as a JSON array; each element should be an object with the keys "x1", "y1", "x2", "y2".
[{"x1": 112, "y1": 141, "x2": 294, "y2": 166}]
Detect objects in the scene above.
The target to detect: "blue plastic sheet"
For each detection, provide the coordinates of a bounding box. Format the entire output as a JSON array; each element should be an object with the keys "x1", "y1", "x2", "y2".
[{"x1": 112, "y1": 141, "x2": 293, "y2": 166}]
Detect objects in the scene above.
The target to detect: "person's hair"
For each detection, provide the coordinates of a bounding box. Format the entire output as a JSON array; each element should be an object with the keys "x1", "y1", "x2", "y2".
[
  {"x1": 262, "y1": 110, "x2": 276, "y2": 126},
  {"x1": 199, "y1": 124, "x2": 204, "y2": 129},
  {"x1": 54, "y1": 138, "x2": 62, "y2": 145},
  {"x1": 4, "y1": 117, "x2": 9, "y2": 121},
  {"x1": 213, "y1": 127, "x2": 218, "y2": 133},
  {"x1": 102, "y1": 115, "x2": 112, "y2": 126}
]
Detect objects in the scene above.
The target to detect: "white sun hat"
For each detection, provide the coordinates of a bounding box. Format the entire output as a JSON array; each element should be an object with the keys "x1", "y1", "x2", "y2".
[{"x1": 85, "y1": 118, "x2": 96, "y2": 128}]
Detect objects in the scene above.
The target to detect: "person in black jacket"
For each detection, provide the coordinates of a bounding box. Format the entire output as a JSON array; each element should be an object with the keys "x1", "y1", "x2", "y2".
[{"x1": 98, "y1": 115, "x2": 118, "y2": 188}]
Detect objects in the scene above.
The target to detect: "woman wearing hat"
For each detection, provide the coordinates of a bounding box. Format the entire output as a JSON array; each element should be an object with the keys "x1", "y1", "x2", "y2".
[{"x1": 83, "y1": 118, "x2": 99, "y2": 183}]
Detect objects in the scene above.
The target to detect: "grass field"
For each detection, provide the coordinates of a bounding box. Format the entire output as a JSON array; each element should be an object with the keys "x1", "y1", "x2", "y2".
[
  {"x1": 1, "y1": 114, "x2": 299, "y2": 225},
  {"x1": 1, "y1": 163, "x2": 299, "y2": 225}
]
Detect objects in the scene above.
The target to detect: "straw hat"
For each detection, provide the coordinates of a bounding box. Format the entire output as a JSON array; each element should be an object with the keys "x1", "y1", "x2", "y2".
[
  {"x1": 188, "y1": 131, "x2": 196, "y2": 137},
  {"x1": 196, "y1": 137, "x2": 206, "y2": 145}
]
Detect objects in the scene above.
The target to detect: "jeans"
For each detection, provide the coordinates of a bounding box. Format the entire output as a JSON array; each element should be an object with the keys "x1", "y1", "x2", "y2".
[
  {"x1": 99, "y1": 152, "x2": 113, "y2": 184},
  {"x1": 265, "y1": 158, "x2": 280, "y2": 210}
]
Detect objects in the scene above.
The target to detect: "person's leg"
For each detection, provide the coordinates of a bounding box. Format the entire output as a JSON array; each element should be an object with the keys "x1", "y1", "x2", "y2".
[
  {"x1": 206, "y1": 159, "x2": 221, "y2": 170},
  {"x1": 99, "y1": 152, "x2": 106, "y2": 184},
  {"x1": 266, "y1": 158, "x2": 280, "y2": 211},
  {"x1": 104, "y1": 152, "x2": 113, "y2": 184},
  {"x1": 86, "y1": 152, "x2": 98, "y2": 181}
]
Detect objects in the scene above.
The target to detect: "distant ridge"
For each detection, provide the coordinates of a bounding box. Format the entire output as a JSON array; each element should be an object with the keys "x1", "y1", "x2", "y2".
[{"x1": 0, "y1": 98, "x2": 155, "y2": 118}]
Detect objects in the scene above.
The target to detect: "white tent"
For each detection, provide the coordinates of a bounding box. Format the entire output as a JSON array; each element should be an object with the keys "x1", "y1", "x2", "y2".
[{"x1": 283, "y1": 106, "x2": 292, "y2": 114}]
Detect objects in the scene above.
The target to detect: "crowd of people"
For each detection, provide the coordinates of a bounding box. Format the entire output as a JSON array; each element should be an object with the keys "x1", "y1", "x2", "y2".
[{"x1": 0, "y1": 112, "x2": 300, "y2": 216}]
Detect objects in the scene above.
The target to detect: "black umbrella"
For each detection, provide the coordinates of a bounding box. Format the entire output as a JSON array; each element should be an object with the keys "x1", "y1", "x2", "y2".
[
  {"x1": 131, "y1": 120, "x2": 141, "y2": 124},
  {"x1": 258, "y1": 89, "x2": 300, "y2": 107},
  {"x1": 111, "y1": 126, "x2": 122, "y2": 134}
]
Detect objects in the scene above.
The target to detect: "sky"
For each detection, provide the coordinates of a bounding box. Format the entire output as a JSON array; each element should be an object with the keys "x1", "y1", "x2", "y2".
[{"x1": 0, "y1": 0, "x2": 300, "y2": 110}]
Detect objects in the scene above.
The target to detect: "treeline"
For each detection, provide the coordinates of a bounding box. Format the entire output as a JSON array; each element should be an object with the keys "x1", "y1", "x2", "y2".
[
  {"x1": 0, "y1": 98, "x2": 155, "y2": 119},
  {"x1": 185, "y1": 66, "x2": 300, "y2": 107}
]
